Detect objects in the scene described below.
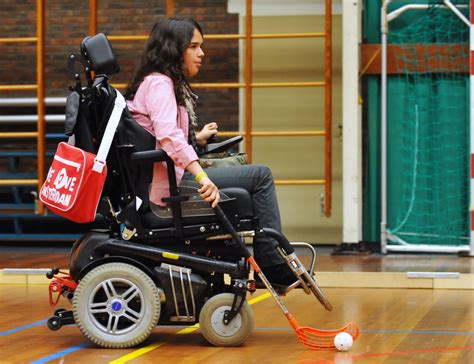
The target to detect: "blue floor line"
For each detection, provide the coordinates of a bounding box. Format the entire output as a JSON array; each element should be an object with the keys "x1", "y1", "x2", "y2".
[
  {"x1": 2, "y1": 325, "x2": 471, "y2": 363},
  {"x1": 0, "y1": 319, "x2": 47, "y2": 337},
  {"x1": 31, "y1": 343, "x2": 88, "y2": 364}
]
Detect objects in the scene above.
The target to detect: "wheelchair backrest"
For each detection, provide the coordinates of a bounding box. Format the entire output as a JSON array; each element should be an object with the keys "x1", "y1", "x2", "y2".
[
  {"x1": 81, "y1": 34, "x2": 120, "y2": 76},
  {"x1": 65, "y1": 33, "x2": 156, "y2": 213}
]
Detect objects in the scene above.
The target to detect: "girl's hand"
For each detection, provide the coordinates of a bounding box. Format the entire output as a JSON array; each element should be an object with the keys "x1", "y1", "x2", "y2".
[
  {"x1": 198, "y1": 176, "x2": 220, "y2": 208},
  {"x1": 196, "y1": 122, "x2": 218, "y2": 146}
]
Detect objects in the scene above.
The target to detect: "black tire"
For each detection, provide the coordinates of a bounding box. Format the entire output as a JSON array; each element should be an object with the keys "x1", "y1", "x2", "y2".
[
  {"x1": 72, "y1": 262, "x2": 160, "y2": 348},
  {"x1": 47, "y1": 316, "x2": 62, "y2": 331},
  {"x1": 199, "y1": 293, "x2": 254, "y2": 347}
]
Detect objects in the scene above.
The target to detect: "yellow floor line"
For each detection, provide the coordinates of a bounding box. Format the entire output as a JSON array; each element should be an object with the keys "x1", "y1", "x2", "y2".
[
  {"x1": 109, "y1": 291, "x2": 272, "y2": 364},
  {"x1": 109, "y1": 342, "x2": 166, "y2": 364},
  {"x1": 248, "y1": 291, "x2": 272, "y2": 304}
]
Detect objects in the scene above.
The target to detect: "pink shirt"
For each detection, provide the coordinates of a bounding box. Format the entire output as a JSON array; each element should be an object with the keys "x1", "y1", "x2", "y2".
[{"x1": 126, "y1": 73, "x2": 198, "y2": 205}]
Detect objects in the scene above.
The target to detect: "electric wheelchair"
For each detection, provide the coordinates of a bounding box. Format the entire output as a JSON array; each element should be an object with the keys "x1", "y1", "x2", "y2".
[{"x1": 46, "y1": 33, "x2": 333, "y2": 349}]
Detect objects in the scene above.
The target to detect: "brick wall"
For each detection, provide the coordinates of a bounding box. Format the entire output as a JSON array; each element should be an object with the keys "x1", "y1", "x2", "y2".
[{"x1": 0, "y1": 0, "x2": 239, "y2": 129}]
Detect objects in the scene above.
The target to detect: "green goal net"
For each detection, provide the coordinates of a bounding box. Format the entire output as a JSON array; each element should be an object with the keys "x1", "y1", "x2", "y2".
[{"x1": 386, "y1": 3, "x2": 470, "y2": 246}]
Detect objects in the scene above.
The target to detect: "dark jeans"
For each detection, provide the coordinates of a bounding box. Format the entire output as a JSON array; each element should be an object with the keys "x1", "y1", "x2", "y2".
[{"x1": 182, "y1": 164, "x2": 284, "y2": 267}]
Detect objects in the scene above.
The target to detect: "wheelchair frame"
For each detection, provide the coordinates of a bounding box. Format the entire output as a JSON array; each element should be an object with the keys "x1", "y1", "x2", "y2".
[{"x1": 46, "y1": 33, "x2": 332, "y2": 349}]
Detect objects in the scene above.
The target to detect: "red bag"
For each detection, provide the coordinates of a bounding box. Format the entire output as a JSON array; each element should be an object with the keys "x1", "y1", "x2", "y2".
[
  {"x1": 40, "y1": 90, "x2": 125, "y2": 223},
  {"x1": 40, "y1": 142, "x2": 107, "y2": 223}
]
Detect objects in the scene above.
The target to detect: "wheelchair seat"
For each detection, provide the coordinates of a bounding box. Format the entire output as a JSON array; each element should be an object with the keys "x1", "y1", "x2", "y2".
[{"x1": 141, "y1": 187, "x2": 254, "y2": 229}]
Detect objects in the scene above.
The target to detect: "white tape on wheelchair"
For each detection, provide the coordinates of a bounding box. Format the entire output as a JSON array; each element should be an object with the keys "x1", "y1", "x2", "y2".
[{"x1": 93, "y1": 90, "x2": 126, "y2": 173}]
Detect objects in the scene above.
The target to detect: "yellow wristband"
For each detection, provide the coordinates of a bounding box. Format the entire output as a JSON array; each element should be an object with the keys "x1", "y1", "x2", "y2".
[{"x1": 195, "y1": 171, "x2": 208, "y2": 184}]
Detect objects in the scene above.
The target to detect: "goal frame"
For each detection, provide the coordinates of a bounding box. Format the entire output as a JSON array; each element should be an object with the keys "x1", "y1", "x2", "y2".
[{"x1": 380, "y1": 0, "x2": 473, "y2": 254}]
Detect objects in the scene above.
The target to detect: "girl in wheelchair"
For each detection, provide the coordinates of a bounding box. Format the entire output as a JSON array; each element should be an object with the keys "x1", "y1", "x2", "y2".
[{"x1": 124, "y1": 17, "x2": 295, "y2": 287}]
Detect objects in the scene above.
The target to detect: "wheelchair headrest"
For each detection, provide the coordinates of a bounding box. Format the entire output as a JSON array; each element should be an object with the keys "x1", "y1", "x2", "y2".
[{"x1": 81, "y1": 33, "x2": 120, "y2": 76}]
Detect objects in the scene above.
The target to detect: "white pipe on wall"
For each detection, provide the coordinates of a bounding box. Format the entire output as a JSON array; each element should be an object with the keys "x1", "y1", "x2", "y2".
[{"x1": 342, "y1": 0, "x2": 363, "y2": 244}]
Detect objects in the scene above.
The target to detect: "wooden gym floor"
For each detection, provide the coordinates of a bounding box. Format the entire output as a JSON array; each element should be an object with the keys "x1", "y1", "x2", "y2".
[{"x1": 0, "y1": 245, "x2": 473, "y2": 363}]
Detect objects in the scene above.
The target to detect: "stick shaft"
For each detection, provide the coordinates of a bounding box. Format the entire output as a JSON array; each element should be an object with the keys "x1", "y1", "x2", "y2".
[{"x1": 248, "y1": 256, "x2": 299, "y2": 328}]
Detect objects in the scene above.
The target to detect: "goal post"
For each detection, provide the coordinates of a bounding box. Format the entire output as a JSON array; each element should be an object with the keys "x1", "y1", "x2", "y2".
[{"x1": 381, "y1": 0, "x2": 472, "y2": 254}]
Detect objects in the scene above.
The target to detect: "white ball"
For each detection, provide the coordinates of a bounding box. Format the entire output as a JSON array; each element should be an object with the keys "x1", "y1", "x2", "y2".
[{"x1": 334, "y1": 332, "x2": 353, "y2": 351}]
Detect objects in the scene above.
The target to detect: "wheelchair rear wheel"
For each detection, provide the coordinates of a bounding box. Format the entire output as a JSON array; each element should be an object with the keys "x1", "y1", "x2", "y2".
[
  {"x1": 72, "y1": 262, "x2": 160, "y2": 348},
  {"x1": 199, "y1": 293, "x2": 254, "y2": 347}
]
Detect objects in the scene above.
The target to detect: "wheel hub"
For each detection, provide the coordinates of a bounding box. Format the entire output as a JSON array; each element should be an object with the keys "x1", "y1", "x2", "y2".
[
  {"x1": 210, "y1": 306, "x2": 242, "y2": 337},
  {"x1": 88, "y1": 278, "x2": 145, "y2": 335},
  {"x1": 110, "y1": 299, "x2": 124, "y2": 313}
]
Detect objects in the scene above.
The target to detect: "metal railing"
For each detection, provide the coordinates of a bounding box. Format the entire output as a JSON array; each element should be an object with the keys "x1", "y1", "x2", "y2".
[{"x1": 0, "y1": 0, "x2": 45, "y2": 214}]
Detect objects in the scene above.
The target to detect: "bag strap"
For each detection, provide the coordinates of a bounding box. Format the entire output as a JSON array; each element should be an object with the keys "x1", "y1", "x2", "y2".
[{"x1": 93, "y1": 90, "x2": 126, "y2": 173}]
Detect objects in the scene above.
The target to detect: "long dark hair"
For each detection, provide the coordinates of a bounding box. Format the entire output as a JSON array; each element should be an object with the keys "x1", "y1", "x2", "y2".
[{"x1": 124, "y1": 17, "x2": 203, "y2": 105}]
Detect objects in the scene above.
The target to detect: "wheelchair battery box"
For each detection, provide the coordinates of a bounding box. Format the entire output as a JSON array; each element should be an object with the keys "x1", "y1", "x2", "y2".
[{"x1": 153, "y1": 264, "x2": 208, "y2": 320}]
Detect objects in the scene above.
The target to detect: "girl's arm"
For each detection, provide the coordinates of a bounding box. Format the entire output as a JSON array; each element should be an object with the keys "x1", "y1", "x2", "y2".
[
  {"x1": 144, "y1": 76, "x2": 198, "y2": 170},
  {"x1": 186, "y1": 161, "x2": 220, "y2": 208}
]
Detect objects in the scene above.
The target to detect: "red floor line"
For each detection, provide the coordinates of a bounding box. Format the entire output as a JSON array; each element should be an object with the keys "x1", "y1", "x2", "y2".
[{"x1": 350, "y1": 345, "x2": 474, "y2": 359}]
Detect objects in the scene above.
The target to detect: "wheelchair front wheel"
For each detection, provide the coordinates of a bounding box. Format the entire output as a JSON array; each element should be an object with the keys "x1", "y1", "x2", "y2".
[
  {"x1": 199, "y1": 293, "x2": 254, "y2": 347},
  {"x1": 73, "y1": 262, "x2": 160, "y2": 348}
]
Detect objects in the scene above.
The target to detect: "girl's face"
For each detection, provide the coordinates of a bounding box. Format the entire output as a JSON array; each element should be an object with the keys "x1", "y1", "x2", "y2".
[{"x1": 183, "y1": 28, "x2": 204, "y2": 77}]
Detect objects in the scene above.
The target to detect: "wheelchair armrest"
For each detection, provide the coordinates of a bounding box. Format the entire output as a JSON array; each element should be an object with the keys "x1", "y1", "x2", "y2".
[
  {"x1": 131, "y1": 149, "x2": 170, "y2": 163},
  {"x1": 200, "y1": 135, "x2": 243, "y2": 156},
  {"x1": 131, "y1": 149, "x2": 177, "y2": 196}
]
